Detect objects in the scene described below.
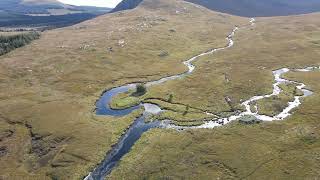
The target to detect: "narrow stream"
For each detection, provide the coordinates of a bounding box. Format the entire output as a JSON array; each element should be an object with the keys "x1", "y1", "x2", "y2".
[{"x1": 85, "y1": 18, "x2": 319, "y2": 179}]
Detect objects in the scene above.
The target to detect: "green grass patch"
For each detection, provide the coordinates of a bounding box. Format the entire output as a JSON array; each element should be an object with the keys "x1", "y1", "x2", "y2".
[
  {"x1": 156, "y1": 110, "x2": 213, "y2": 123},
  {"x1": 143, "y1": 98, "x2": 204, "y2": 113},
  {"x1": 110, "y1": 91, "x2": 142, "y2": 110},
  {"x1": 143, "y1": 98, "x2": 215, "y2": 125}
]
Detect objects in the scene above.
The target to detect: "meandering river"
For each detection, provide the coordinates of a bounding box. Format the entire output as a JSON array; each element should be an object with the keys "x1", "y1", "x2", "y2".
[{"x1": 85, "y1": 18, "x2": 318, "y2": 179}]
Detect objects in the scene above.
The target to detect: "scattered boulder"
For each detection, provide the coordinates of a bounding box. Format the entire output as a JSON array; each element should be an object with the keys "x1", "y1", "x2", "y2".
[
  {"x1": 118, "y1": 39, "x2": 126, "y2": 47},
  {"x1": 158, "y1": 51, "x2": 169, "y2": 57},
  {"x1": 169, "y1": 28, "x2": 176, "y2": 33},
  {"x1": 107, "y1": 47, "x2": 114, "y2": 52},
  {"x1": 80, "y1": 44, "x2": 90, "y2": 50}
]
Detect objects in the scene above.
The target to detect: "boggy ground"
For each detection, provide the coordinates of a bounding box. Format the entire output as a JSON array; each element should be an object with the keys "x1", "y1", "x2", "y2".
[
  {"x1": 0, "y1": 0, "x2": 247, "y2": 179},
  {"x1": 109, "y1": 64, "x2": 320, "y2": 180},
  {"x1": 108, "y1": 13, "x2": 320, "y2": 179}
]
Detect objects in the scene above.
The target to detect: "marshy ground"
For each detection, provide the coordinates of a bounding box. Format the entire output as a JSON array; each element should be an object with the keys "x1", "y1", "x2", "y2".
[{"x1": 0, "y1": 0, "x2": 319, "y2": 179}]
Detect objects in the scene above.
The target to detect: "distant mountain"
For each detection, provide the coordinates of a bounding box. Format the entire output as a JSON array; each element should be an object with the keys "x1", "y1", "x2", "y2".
[
  {"x1": 0, "y1": 0, "x2": 110, "y2": 28},
  {"x1": 21, "y1": 0, "x2": 64, "y2": 6},
  {"x1": 184, "y1": 0, "x2": 320, "y2": 17},
  {"x1": 110, "y1": 0, "x2": 320, "y2": 17}
]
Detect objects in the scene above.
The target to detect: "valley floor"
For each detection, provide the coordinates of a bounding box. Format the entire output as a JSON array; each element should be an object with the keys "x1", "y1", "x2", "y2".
[{"x1": 0, "y1": 0, "x2": 319, "y2": 179}]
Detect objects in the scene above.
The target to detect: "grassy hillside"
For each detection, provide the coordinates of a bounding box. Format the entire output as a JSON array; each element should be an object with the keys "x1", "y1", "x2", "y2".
[
  {"x1": 0, "y1": 0, "x2": 247, "y2": 179},
  {"x1": 108, "y1": 12, "x2": 320, "y2": 179},
  {"x1": 185, "y1": 0, "x2": 320, "y2": 17}
]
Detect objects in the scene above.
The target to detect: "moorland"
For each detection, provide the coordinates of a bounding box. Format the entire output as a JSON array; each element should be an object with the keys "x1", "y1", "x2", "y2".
[{"x1": 0, "y1": 0, "x2": 319, "y2": 179}]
